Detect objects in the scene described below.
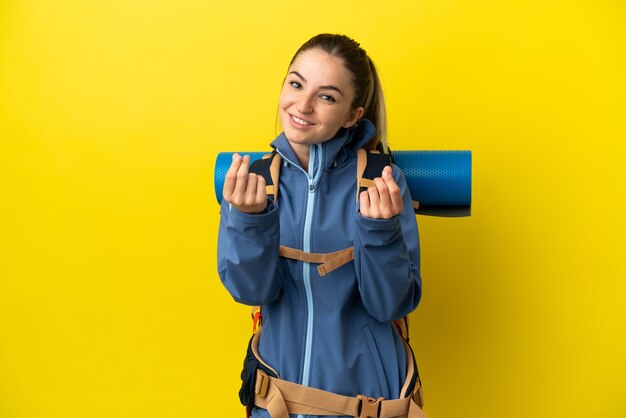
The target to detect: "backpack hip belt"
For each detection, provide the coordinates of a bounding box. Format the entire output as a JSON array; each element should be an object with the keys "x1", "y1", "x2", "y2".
[{"x1": 250, "y1": 331, "x2": 426, "y2": 418}]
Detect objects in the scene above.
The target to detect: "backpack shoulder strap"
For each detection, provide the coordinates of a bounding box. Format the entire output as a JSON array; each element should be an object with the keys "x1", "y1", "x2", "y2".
[
  {"x1": 356, "y1": 148, "x2": 421, "y2": 213},
  {"x1": 355, "y1": 148, "x2": 391, "y2": 203},
  {"x1": 249, "y1": 151, "x2": 282, "y2": 202}
]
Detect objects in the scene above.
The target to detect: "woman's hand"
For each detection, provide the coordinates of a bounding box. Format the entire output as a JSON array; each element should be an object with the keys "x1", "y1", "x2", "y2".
[
  {"x1": 359, "y1": 166, "x2": 403, "y2": 219},
  {"x1": 222, "y1": 153, "x2": 268, "y2": 214}
]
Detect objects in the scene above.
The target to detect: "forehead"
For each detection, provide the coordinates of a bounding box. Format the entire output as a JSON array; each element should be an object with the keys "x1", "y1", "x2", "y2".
[{"x1": 289, "y1": 48, "x2": 353, "y2": 88}]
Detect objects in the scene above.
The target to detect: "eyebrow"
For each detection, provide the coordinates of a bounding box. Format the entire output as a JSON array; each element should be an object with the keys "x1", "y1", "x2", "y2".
[{"x1": 289, "y1": 71, "x2": 345, "y2": 97}]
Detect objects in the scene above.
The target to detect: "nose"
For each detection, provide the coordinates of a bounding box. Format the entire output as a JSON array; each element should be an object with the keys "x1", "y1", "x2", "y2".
[{"x1": 297, "y1": 93, "x2": 314, "y2": 114}]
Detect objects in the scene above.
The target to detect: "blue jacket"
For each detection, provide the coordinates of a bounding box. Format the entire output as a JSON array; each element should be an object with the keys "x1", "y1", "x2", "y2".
[{"x1": 218, "y1": 119, "x2": 422, "y2": 418}]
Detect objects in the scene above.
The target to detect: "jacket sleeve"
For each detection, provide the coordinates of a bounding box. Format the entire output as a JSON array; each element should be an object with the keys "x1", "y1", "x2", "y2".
[
  {"x1": 217, "y1": 199, "x2": 282, "y2": 306},
  {"x1": 353, "y1": 165, "x2": 422, "y2": 322}
]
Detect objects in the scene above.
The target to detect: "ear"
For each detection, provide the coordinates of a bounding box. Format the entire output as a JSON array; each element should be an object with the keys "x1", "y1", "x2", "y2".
[{"x1": 342, "y1": 107, "x2": 365, "y2": 128}]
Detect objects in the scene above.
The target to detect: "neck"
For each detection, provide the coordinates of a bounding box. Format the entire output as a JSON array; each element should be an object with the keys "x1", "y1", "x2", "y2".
[{"x1": 290, "y1": 142, "x2": 311, "y2": 171}]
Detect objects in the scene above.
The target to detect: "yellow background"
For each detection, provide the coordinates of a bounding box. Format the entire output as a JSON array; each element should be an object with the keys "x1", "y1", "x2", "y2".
[{"x1": 1, "y1": 0, "x2": 625, "y2": 417}]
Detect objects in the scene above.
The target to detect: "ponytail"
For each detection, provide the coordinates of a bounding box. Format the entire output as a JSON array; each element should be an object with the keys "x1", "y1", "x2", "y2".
[{"x1": 363, "y1": 58, "x2": 388, "y2": 153}]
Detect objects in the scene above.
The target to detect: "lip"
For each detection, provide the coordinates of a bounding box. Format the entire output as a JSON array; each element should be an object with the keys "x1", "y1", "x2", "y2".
[{"x1": 288, "y1": 113, "x2": 315, "y2": 129}]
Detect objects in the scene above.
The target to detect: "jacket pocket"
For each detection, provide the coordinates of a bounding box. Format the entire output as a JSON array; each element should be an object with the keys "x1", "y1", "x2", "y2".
[{"x1": 361, "y1": 325, "x2": 387, "y2": 395}]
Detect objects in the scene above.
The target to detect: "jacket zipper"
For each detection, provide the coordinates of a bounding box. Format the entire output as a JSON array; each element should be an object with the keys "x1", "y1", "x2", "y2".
[
  {"x1": 301, "y1": 144, "x2": 322, "y2": 396},
  {"x1": 276, "y1": 145, "x2": 323, "y2": 418}
]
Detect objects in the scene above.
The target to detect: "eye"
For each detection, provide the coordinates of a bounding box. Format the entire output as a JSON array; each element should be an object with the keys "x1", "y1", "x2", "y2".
[
  {"x1": 290, "y1": 81, "x2": 302, "y2": 89},
  {"x1": 320, "y1": 94, "x2": 336, "y2": 103}
]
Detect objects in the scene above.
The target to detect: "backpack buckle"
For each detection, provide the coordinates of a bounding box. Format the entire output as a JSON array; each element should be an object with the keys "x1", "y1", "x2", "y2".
[
  {"x1": 357, "y1": 395, "x2": 383, "y2": 418},
  {"x1": 414, "y1": 386, "x2": 424, "y2": 409},
  {"x1": 255, "y1": 370, "x2": 270, "y2": 398}
]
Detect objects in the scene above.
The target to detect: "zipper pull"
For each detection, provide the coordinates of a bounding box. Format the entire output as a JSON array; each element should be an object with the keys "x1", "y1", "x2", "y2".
[{"x1": 309, "y1": 181, "x2": 315, "y2": 192}]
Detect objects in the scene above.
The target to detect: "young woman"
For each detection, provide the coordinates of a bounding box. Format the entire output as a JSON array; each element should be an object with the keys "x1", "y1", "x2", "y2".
[{"x1": 218, "y1": 34, "x2": 424, "y2": 418}]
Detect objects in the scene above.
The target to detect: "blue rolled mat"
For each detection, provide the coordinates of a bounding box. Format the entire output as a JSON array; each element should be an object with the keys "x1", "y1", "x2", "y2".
[{"x1": 214, "y1": 150, "x2": 472, "y2": 217}]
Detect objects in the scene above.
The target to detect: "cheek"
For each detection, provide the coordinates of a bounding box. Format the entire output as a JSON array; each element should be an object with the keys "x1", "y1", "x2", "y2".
[
  {"x1": 278, "y1": 87, "x2": 293, "y2": 108},
  {"x1": 327, "y1": 107, "x2": 351, "y2": 128}
]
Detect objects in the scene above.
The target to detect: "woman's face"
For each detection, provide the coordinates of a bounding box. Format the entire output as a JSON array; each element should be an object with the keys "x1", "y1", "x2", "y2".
[{"x1": 279, "y1": 48, "x2": 364, "y2": 147}]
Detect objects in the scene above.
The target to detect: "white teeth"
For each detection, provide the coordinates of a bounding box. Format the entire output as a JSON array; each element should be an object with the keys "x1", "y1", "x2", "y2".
[{"x1": 292, "y1": 115, "x2": 312, "y2": 126}]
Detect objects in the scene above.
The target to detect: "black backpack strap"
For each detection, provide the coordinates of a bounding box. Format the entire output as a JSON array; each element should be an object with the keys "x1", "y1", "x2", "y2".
[
  {"x1": 249, "y1": 150, "x2": 282, "y2": 202},
  {"x1": 356, "y1": 148, "x2": 421, "y2": 214},
  {"x1": 356, "y1": 149, "x2": 391, "y2": 203}
]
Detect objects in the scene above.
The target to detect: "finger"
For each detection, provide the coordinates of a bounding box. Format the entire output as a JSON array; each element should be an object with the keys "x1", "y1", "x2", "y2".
[
  {"x1": 223, "y1": 153, "x2": 243, "y2": 201},
  {"x1": 382, "y1": 166, "x2": 402, "y2": 214},
  {"x1": 245, "y1": 172, "x2": 266, "y2": 207},
  {"x1": 374, "y1": 177, "x2": 392, "y2": 216},
  {"x1": 255, "y1": 175, "x2": 267, "y2": 204},
  {"x1": 359, "y1": 190, "x2": 371, "y2": 216},
  {"x1": 232, "y1": 155, "x2": 251, "y2": 202},
  {"x1": 367, "y1": 186, "x2": 381, "y2": 218},
  {"x1": 381, "y1": 166, "x2": 398, "y2": 191},
  {"x1": 244, "y1": 173, "x2": 259, "y2": 205}
]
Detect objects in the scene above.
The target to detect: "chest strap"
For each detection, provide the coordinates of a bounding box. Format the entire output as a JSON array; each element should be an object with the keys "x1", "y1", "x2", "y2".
[
  {"x1": 260, "y1": 149, "x2": 408, "y2": 278},
  {"x1": 279, "y1": 245, "x2": 354, "y2": 277}
]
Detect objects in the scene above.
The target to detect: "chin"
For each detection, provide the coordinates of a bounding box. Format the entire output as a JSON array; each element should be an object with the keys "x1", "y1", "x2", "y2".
[{"x1": 284, "y1": 132, "x2": 312, "y2": 144}]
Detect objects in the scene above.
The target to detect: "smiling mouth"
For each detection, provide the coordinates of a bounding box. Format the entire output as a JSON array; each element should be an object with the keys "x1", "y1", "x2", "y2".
[{"x1": 290, "y1": 114, "x2": 314, "y2": 126}]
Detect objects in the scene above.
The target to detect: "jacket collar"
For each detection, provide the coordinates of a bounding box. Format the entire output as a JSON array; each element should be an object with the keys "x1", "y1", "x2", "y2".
[{"x1": 270, "y1": 118, "x2": 377, "y2": 171}]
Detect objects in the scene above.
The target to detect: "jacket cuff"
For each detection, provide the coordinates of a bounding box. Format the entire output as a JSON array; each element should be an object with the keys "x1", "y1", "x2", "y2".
[
  {"x1": 355, "y1": 211, "x2": 401, "y2": 231},
  {"x1": 228, "y1": 200, "x2": 278, "y2": 225}
]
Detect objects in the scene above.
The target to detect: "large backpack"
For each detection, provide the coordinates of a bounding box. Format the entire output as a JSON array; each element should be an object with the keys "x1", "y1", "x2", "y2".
[{"x1": 237, "y1": 149, "x2": 426, "y2": 418}]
